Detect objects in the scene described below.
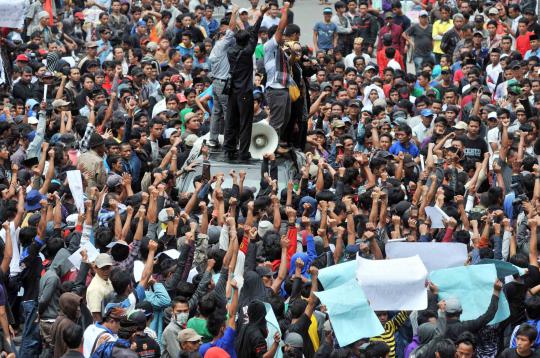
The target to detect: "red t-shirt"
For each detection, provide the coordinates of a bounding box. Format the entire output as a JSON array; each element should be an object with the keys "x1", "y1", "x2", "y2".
[{"x1": 516, "y1": 32, "x2": 533, "y2": 57}]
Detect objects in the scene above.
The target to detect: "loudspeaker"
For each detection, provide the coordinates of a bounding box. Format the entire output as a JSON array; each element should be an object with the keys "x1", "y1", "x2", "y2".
[{"x1": 249, "y1": 122, "x2": 278, "y2": 159}]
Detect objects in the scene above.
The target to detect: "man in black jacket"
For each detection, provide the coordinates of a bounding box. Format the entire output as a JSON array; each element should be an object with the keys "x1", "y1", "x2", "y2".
[
  {"x1": 444, "y1": 279, "x2": 503, "y2": 341},
  {"x1": 12, "y1": 67, "x2": 34, "y2": 102},
  {"x1": 223, "y1": 4, "x2": 268, "y2": 162}
]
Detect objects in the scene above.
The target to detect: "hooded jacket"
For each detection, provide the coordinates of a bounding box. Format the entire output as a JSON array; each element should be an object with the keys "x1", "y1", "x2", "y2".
[
  {"x1": 38, "y1": 233, "x2": 80, "y2": 320},
  {"x1": 235, "y1": 301, "x2": 268, "y2": 358},
  {"x1": 51, "y1": 292, "x2": 81, "y2": 358}
]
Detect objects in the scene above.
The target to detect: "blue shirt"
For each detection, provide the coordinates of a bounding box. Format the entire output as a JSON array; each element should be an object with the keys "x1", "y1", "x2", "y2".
[
  {"x1": 389, "y1": 140, "x2": 420, "y2": 157},
  {"x1": 199, "y1": 326, "x2": 236, "y2": 358},
  {"x1": 313, "y1": 22, "x2": 337, "y2": 50},
  {"x1": 96, "y1": 39, "x2": 112, "y2": 64}
]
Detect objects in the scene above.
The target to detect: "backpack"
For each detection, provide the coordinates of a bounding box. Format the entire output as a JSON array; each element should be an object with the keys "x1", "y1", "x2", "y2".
[
  {"x1": 90, "y1": 340, "x2": 116, "y2": 358},
  {"x1": 440, "y1": 30, "x2": 457, "y2": 55},
  {"x1": 91, "y1": 338, "x2": 131, "y2": 358}
]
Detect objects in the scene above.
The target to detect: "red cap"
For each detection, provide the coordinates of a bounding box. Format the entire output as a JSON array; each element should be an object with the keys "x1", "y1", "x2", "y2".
[
  {"x1": 74, "y1": 12, "x2": 84, "y2": 20},
  {"x1": 176, "y1": 92, "x2": 187, "y2": 103},
  {"x1": 38, "y1": 49, "x2": 48, "y2": 56},
  {"x1": 16, "y1": 54, "x2": 29, "y2": 62}
]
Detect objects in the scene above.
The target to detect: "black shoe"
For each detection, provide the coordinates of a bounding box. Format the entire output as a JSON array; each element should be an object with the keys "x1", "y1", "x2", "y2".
[
  {"x1": 207, "y1": 139, "x2": 220, "y2": 149},
  {"x1": 238, "y1": 154, "x2": 253, "y2": 163},
  {"x1": 226, "y1": 151, "x2": 238, "y2": 161}
]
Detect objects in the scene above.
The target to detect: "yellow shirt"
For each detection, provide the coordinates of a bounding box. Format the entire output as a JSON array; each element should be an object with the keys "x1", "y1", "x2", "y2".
[{"x1": 432, "y1": 19, "x2": 454, "y2": 54}]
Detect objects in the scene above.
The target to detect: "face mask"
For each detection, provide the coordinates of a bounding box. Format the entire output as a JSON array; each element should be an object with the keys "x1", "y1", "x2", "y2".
[{"x1": 175, "y1": 312, "x2": 188, "y2": 325}]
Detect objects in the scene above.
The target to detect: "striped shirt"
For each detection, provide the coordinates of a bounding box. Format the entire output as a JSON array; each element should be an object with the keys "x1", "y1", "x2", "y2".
[{"x1": 370, "y1": 311, "x2": 409, "y2": 358}]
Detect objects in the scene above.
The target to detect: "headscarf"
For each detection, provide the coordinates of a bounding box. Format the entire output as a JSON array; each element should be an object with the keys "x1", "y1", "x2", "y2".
[
  {"x1": 362, "y1": 84, "x2": 386, "y2": 112},
  {"x1": 47, "y1": 52, "x2": 60, "y2": 73}
]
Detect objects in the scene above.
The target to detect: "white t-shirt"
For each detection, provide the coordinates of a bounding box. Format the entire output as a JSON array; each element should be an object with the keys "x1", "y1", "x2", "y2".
[{"x1": 0, "y1": 222, "x2": 21, "y2": 277}]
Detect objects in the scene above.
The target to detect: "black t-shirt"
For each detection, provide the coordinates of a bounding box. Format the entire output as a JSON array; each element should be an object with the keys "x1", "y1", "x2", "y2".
[
  {"x1": 132, "y1": 333, "x2": 160, "y2": 358},
  {"x1": 499, "y1": 348, "x2": 540, "y2": 358},
  {"x1": 459, "y1": 135, "x2": 488, "y2": 163},
  {"x1": 288, "y1": 313, "x2": 314, "y2": 358},
  {"x1": 504, "y1": 281, "x2": 528, "y2": 326},
  {"x1": 524, "y1": 265, "x2": 540, "y2": 288}
]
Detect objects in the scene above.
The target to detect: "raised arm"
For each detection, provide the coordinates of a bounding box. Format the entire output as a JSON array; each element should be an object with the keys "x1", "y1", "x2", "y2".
[{"x1": 274, "y1": 2, "x2": 290, "y2": 44}]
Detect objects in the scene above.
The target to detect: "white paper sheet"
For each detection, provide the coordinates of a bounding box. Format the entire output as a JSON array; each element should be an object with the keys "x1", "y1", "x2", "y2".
[
  {"x1": 356, "y1": 255, "x2": 428, "y2": 311},
  {"x1": 68, "y1": 241, "x2": 100, "y2": 269},
  {"x1": 385, "y1": 242, "x2": 468, "y2": 272},
  {"x1": 0, "y1": 0, "x2": 26, "y2": 29},
  {"x1": 66, "y1": 170, "x2": 85, "y2": 213},
  {"x1": 424, "y1": 206, "x2": 449, "y2": 229}
]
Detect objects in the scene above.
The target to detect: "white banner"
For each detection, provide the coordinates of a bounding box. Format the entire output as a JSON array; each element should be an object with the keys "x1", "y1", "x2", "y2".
[
  {"x1": 385, "y1": 242, "x2": 468, "y2": 272},
  {"x1": 67, "y1": 170, "x2": 85, "y2": 213},
  {"x1": 0, "y1": 0, "x2": 26, "y2": 29},
  {"x1": 356, "y1": 255, "x2": 428, "y2": 311}
]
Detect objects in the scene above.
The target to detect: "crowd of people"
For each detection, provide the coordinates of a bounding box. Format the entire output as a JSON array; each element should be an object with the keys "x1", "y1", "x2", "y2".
[{"x1": 0, "y1": 0, "x2": 540, "y2": 357}]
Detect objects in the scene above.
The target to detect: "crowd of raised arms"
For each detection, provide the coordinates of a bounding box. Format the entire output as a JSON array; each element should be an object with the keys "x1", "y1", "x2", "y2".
[{"x1": 2, "y1": 0, "x2": 540, "y2": 357}]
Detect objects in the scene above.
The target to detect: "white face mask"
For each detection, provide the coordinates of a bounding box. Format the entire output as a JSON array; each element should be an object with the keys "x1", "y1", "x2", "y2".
[{"x1": 175, "y1": 312, "x2": 189, "y2": 325}]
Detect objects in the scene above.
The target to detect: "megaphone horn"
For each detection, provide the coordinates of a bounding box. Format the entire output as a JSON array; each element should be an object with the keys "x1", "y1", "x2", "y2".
[{"x1": 249, "y1": 122, "x2": 279, "y2": 159}]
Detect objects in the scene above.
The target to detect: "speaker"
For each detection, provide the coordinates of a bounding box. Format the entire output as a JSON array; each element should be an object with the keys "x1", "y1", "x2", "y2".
[{"x1": 249, "y1": 122, "x2": 279, "y2": 159}]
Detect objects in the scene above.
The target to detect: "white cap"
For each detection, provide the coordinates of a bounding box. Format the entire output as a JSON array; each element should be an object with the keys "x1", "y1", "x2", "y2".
[
  {"x1": 239, "y1": 7, "x2": 249, "y2": 14},
  {"x1": 488, "y1": 111, "x2": 497, "y2": 119}
]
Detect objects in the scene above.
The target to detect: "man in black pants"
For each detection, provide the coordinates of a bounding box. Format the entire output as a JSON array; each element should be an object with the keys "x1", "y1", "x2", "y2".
[{"x1": 224, "y1": 4, "x2": 268, "y2": 162}]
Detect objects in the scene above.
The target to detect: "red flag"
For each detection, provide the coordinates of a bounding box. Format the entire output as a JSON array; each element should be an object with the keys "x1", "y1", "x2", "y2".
[{"x1": 43, "y1": 0, "x2": 54, "y2": 26}]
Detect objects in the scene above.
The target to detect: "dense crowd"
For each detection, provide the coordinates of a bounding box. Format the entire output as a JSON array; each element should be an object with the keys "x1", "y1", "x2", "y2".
[{"x1": 1, "y1": 0, "x2": 540, "y2": 357}]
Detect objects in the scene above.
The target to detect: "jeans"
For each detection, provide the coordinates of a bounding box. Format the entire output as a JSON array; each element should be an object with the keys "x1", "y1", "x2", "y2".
[
  {"x1": 210, "y1": 79, "x2": 229, "y2": 142},
  {"x1": 413, "y1": 54, "x2": 436, "y2": 74},
  {"x1": 19, "y1": 300, "x2": 41, "y2": 358}
]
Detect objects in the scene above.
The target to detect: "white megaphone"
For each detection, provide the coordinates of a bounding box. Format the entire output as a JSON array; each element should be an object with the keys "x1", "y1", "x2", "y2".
[{"x1": 249, "y1": 121, "x2": 279, "y2": 159}]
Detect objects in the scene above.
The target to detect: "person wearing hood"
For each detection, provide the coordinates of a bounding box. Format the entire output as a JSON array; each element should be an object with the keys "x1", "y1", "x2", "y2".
[
  {"x1": 235, "y1": 300, "x2": 280, "y2": 358},
  {"x1": 38, "y1": 208, "x2": 82, "y2": 357},
  {"x1": 237, "y1": 227, "x2": 290, "y2": 326},
  {"x1": 409, "y1": 322, "x2": 443, "y2": 358},
  {"x1": 51, "y1": 292, "x2": 83, "y2": 358}
]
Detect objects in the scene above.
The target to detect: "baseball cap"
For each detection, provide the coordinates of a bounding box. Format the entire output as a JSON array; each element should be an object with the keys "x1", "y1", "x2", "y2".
[
  {"x1": 446, "y1": 297, "x2": 463, "y2": 314},
  {"x1": 258, "y1": 220, "x2": 273, "y2": 238},
  {"x1": 28, "y1": 117, "x2": 39, "y2": 125},
  {"x1": 474, "y1": 15, "x2": 484, "y2": 22},
  {"x1": 364, "y1": 64, "x2": 376, "y2": 73},
  {"x1": 239, "y1": 7, "x2": 248, "y2": 13},
  {"x1": 384, "y1": 11, "x2": 394, "y2": 18},
  {"x1": 184, "y1": 134, "x2": 199, "y2": 147},
  {"x1": 52, "y1": 99, "x2": 71, "y2": 108},
  {"x1": 473, "y1": 31, "x2": 485, "y2": 38},
  {"x1": 420, "y1": 109, "x2": 434, "y2": 117},
  {"x1": 320, "y1": 81, "x2": 332, "y2": 90},
  {"x1": 323, "y1": 7, "x2": 332, "y2": 14},
  {"x1": 74, "y1": 12, "x2": 85, "y2": 20},
  {"x1": 16, "y1": 54, "x2": 29, "y2": 62},
  {"x1": 178, "y1": 328, "x2": 202, "y2": 343},
  {"x1": 453, "y1": 121, "x2": 468, "y2": 130},
  {"x1": 487, "y1": 111, "x2": 498, "y2": 120},
  {"x1": 419, "y1": 10, "x2": 428, "y2": 17},
  {"x1": 43, "y1": 71, "x2": 54, "y2": 78},
  {"x1": 94, "y1": 253, "x2": 114, "y2": 268},
  {"x1": 488, "y1": 7, "x2": 499, "y2": 15},
  {"x1": 106, "y1": 173, "x2": 123, "y2": 188},
  {"x1": 86, "y1": 41, "x2": 98, "y2": 48},
  {"x1": 516, "y1": 105, "x2": 526, "y2": 113},
  {"x1": 284, "y1": 332, "x2": 304, "y2": 348},
  {"x1": 331, "y1": 119, "x2": 346, "y2": 128}
]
